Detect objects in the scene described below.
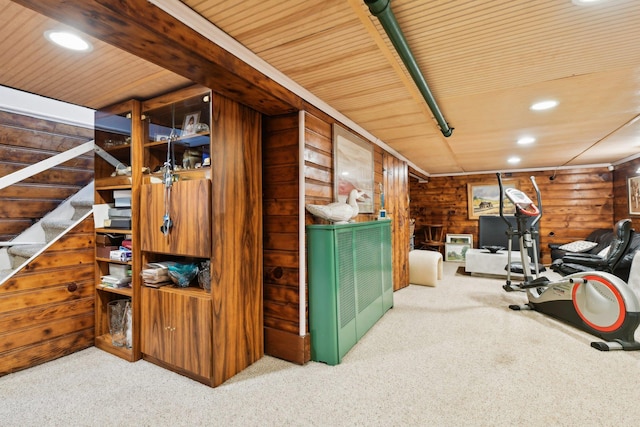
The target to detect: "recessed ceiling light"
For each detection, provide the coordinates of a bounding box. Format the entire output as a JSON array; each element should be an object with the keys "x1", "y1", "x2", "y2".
[
  {"x1": 517, "y1": 136, "x2": 536, "y2": 145},
  {"x1": 530, "y1": 100, "x2": 558, "y2": 111},
  {"x1": 44, "y1": 30, "x2": 92, "y2": 52},
  {"x1": 508, "y1": 157, "x2": 521, "y2": 164},
  {"x1": 572, "y1": 0, "x2": 605, "y2": 5}
]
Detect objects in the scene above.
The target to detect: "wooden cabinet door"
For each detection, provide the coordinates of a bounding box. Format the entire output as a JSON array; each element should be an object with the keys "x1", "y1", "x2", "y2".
[
  {"x1": 141, "y1": 287, "x2": 212, "y2": 379},
  {"x1": 141, "y1": 286, "x2": 172, "y2": 363},
  {"x1": 140, "y1": 179, "x2": 211, "y2": 257},
  {"x1": 172, "y1": 292, "x2": 212, "y2": 379}
]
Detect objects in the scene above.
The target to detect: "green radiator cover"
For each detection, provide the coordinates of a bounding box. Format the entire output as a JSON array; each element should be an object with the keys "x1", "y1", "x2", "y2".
[{"x1": 307, "y1": 220, "x2": 393, "y2": 365}]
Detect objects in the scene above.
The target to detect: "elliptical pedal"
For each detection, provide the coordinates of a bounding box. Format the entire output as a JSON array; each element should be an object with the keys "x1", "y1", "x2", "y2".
[
  {"x1": 508, "y1": 303, "x2": 532, "y2": 311},
  {"x1": 519, "y1": 276, "x2": 550, "y2": 289},
  {"x1": 591, "y1": 340, "x2": 640, "y2": 351}
]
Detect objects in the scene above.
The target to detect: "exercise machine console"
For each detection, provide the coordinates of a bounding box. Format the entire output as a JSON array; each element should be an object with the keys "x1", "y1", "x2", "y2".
[{"x1": 497, "y1": 172, "x2": 640, "y2": 351}]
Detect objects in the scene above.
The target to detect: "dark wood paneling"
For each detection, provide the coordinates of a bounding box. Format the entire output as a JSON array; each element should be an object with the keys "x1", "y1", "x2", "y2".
[
  {"x1": 264, "y1": 327, "x2": 310, "y2": 365},
  {"x1": 209, "y1": 94, "x2": 263, "y2": 387},
  {"x1": 262, "y1": 112, "x2": 302, "y2": 362},
  {"x1": 613, "y1": 158, "x2": 640, "y2": 230},
  {"x1": 0, "y1": 111, "x2": 93, "y2": 139},
  {"x1": 0, "y1": 217, "x2": 95, "y2": 376},
  {"x1": 383, "y1": 152, "x2": 410, "y2": 290},
  {"x1": 0, "y1": 183, "x2": 80, "y2": 200}
]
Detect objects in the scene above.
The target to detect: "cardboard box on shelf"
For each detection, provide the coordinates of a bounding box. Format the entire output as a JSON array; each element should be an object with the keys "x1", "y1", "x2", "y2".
[{"x1": 96, "y1": 245, "x2": 119, "y2": 258}]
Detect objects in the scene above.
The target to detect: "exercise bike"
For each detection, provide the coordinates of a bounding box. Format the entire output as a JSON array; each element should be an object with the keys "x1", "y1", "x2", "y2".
[{"x1": 497, "y1": 172, "x2": 640, "y2": 351}]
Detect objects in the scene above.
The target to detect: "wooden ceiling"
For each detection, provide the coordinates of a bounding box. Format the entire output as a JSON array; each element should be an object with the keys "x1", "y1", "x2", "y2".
[{"x1": 2, "y1": 0, "x2": 640, "y2": 175}]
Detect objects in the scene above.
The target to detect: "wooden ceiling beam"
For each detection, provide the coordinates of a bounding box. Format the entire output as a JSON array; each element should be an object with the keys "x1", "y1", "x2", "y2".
[{"x1": 13, "y1": 0, "x2": 301, "y2": 114}]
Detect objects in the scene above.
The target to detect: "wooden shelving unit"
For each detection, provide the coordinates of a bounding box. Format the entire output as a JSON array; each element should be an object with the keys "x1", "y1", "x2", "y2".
[
  {"x1": 93, "y1": 99, "x2": 142, "y2": 363},
  {"x1": 93, "y1": 85, "x2": 263, "y2": 387}
]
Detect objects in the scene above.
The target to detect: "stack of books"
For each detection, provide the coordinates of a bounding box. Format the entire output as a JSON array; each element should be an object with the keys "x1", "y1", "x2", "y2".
[
  {"x1": 141, "y1": 261, "x2": 177, "y2": 287},
  {"x1": 101, "y1": 260, "x2": 133, "y2": 289},
  {"x1": 100, "y1": 274, "x2": 132, "y2": 289},
  {"x1": 105, "y1": 189, "x2": 132, "y2": 229}
]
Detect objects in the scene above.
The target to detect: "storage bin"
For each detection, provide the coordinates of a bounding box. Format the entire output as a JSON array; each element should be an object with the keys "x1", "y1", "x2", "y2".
[
  {"x1": 108, "y1": 299, "x2": 132, "y2": 348},
  {"x1": 109, "y1": 263, "x2": 132, "y2": 278}
]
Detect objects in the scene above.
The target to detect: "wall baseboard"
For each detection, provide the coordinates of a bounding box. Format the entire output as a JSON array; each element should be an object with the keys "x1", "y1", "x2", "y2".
[{"x1": 264, "y1": 327, "x2": 310, "y2": 365}]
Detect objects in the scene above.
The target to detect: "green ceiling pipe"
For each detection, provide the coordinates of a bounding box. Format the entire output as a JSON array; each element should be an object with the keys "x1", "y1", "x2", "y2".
[{"x1": 364, "y1": 0, "x2": 453, "y2": 137}]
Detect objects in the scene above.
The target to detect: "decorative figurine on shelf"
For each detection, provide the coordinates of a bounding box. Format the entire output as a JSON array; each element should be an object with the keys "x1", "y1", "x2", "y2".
[
  {"x1": 182, "y1": 149, "x2": 201, "y2": 169},
  {"x1": 305, "y1": 188, "x2": 365, "y2": 224}
]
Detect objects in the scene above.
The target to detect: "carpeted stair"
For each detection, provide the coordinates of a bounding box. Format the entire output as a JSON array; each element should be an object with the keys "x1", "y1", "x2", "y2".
[{"x1": 5, "y1": 198, "x2": 94, "y2": 271}]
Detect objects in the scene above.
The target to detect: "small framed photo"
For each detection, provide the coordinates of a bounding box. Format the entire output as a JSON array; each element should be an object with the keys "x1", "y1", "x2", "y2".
[
  {"x1": 181, "y1": 112, "x2": 200, "y2": 137},
  {"x1": 445, "y1": 243, "x2": 470, "y2": 262},
  {"x1": 446, "y1": 233, "x2": 473, "y2": 247},
  {"x1": 628, "y1": 176, "x2": 640, "y2": 215}
]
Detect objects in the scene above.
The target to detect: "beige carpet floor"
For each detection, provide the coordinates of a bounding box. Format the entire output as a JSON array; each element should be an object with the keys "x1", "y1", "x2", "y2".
[{"x1": 2, "y1": 262, "x2": 640, "y2": 426}]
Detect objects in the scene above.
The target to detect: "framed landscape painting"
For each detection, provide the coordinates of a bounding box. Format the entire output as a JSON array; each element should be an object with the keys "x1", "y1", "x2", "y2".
[
  {"x1": 446, "y1": 234, "x2": 473, "y2": 246},
  {"x1": 467, "y1": 180, "x2": 518, "y2": 219},
  {"x1": 445, "y1": 243, "x2": 470, "y2": 262}
]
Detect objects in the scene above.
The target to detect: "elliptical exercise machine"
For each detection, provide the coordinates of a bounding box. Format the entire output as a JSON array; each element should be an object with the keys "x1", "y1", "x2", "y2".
[{"x1": 497, "y1": 172, "x2": 640, "y2": 351}]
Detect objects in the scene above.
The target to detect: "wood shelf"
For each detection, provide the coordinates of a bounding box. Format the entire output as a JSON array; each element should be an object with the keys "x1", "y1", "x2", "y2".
[
  {"x1": 145, "y1": 284, "x2": 211, "y2": 298},
  {"x1": 144, "y1": 132, "x2": 210, "y2": 148},
  {"x1": 96, "y1": 257, "x2": 131, "y2": 265},
  {"x1": 102, "y1": 143, "x2": 132, "y2": 152},
  {"x1": 144, "y1": 168, "x2": 210, "y2": 183},
  {"x1": 95, "y1": 175, "x2": 132, "y2": 189},
  {"x1": 96, "y1": 285, "x2": 133, "y2": 297},
  {"x1": 95, "y1": 228, "x2": 132, "y2": 234},
  {"x1": 95, "y1": 334, "x2": 135, "y2": 362}
]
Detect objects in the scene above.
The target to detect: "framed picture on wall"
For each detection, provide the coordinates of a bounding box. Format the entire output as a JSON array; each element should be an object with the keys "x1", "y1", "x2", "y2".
[
  {"x1": 628, "y1": 176, "x2": 640, "y2": 215},
  {"x1": 333, "y1": 124, "x2": 374, "y2": 213},
  {"x1": 467, "y1": 180, "x2": 518, "y2": 219}
]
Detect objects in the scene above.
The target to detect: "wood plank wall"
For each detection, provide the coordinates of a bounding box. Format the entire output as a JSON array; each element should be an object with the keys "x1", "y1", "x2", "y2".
[
  {"x1": 0, "y1": 111, "x2": 94, "y2": 241},
  {"x1": 303, "y1": 105, "x2": 410, "y2": 292},
  {"x1": 613, "y1": 158, "x2": 640, "y2": 230},
  {"x1": 382, "y1": 152, "x2": 410, "y2": 291},
  {"x1": 262, "y1": 112, "x2": 307, "y2": 364},
  {"x1": 0, "y1": 217, "x2": 95, "y2": 376},
  {"x1": 263, "y1": 107, "x2": 410, "y2": 365},
  {"x1": 409, "y1": 167, "x2": 615, "y2": 264}
]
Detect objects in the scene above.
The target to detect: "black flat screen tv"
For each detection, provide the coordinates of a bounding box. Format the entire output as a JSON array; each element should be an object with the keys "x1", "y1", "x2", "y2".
[{"x1": 478, "y1": 215, "x2": 540, "y2": 257}]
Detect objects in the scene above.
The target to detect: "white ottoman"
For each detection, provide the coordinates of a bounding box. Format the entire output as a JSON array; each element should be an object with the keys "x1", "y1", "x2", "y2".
[{"x1": 409, "y1": 250, "x2": 443, "y2": 287}]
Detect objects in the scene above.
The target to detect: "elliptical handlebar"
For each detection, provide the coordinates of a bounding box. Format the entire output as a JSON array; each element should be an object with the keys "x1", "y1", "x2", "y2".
[
  {"x1": 496, "y1": 172, "x2": 511, "y2": 228},
  {"x1": 529, "y1": 176, "x2": 543, "y2": 227}
]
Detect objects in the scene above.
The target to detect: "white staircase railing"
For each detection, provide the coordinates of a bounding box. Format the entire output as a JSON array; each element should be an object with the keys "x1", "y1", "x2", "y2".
[
  {"x1": 0, "y1": 140, "x2": 95, "y2": 247},
  {"x1": 0, "y1": 140, "x2": 95, "y2": 191}
]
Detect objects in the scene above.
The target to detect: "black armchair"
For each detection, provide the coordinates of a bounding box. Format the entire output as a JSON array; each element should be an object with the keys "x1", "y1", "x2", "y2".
[
  {"x1": 613, "y1": 233, "x2": 640, "y2": 282},
  {"x1": 548, "y1": 228, "x2": 613, "y2": 261},
  {"x1": 551, "y1": 219, "x2": 633, "y2": 276}
]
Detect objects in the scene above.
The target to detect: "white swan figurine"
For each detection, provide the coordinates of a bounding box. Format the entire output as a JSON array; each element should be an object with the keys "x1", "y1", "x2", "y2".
[{"x1": 305, "y1": 189, "x2": 365, "y2": 224}]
